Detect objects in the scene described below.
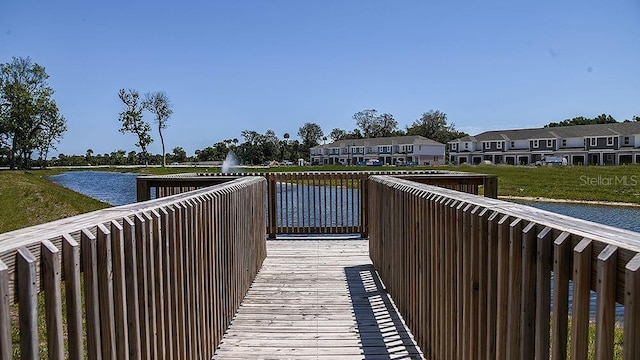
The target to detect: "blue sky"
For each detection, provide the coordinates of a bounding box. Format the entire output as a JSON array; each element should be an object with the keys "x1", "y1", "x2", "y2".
[{"x1": 2, "y1": 0, "x2": 639, "y2": 156}]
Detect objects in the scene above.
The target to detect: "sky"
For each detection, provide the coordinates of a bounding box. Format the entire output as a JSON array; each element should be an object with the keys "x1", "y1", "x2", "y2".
[{"x1": 1, "y1": 0, "x2": 640, "y2": 157}]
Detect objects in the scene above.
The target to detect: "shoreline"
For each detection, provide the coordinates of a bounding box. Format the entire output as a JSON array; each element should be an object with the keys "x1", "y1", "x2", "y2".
[{"x1": 501, "y1": 195, "x2": 640, "y2": 208}]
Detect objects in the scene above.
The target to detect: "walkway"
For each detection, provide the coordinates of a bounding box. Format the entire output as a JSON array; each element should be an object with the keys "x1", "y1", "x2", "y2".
[{"x1": 213, "y1": 239, "x2": 424, "y2": 360}]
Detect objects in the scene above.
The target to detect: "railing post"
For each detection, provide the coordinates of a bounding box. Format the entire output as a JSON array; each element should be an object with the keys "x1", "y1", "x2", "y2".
[
  {"x1": 267, "y1": 174, "x2": 277, "y2": 239},
  {"x1": 360, "y1": 174, "x2": 369, "y2": 238},
  {"x1": 137, "y1": 177, "x2": 151, "y2": 202},
  {"x1": 483, "y1": 175, "x2": 498, "y2": 198}
]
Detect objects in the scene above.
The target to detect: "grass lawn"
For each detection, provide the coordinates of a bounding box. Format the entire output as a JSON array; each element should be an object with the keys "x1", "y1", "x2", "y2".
[
  {"x1": 0, "y1": 170, "x2": 111, "y2": 234},
  {"x1": 455, "y1": 164, "x2": 640, "y2": 204}
]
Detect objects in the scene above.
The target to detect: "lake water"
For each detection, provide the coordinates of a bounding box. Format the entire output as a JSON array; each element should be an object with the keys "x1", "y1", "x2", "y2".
[
  {"x1": 514, "y1": 200, "x2": 640, "y2": 233},
  {"x1": 48, "y1": 171, "x2": 140, "y2": 206}
]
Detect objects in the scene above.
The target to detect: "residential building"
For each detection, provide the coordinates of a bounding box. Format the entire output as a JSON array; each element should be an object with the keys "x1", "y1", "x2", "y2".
[
  {"x1": 448, "y1": 122, "x2": 640, "y2": 165},
  {"x1": 310, "y1": 135, "x2": 446, "y2": 165}
]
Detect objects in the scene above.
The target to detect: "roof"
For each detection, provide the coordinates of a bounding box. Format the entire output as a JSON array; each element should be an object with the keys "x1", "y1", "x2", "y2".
[
  {"x1": 311, "y1": 135, "x2": 444, "y2": 149},
  {"x1": 450, "y1": 122, "x2": 640, "y2": 143}
]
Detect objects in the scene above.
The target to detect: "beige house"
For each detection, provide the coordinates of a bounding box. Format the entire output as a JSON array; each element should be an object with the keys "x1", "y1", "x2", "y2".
[{"x1": 310, "y1": 135, "x2": 446, "y2": 165}]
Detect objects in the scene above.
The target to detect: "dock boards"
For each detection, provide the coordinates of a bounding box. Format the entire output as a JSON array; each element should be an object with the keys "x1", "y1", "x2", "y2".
[{"x1": 213, "y1": 239, "x2": 424, "y2": 359}]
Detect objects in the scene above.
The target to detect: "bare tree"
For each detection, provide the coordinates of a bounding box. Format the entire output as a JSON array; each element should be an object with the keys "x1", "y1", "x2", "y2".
[
  {"x1": 143, "y1": 91, "x2": 173, "y2": 167},
  {"x1": 118, "y1": 89, "x2": 152, "y2": 166}
]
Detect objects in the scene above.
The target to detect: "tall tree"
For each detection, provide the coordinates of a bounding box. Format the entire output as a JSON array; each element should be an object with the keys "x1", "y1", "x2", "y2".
[
  {"x1": 143, "y1": 91, "x2": 173, "y2": 167},
  {"x1": 406, "y1": 110, "x2": 468, "y2": 144},
  {"x1": 297, "y1": 122, "x2": 323, "y2": 153},
  {"x1": 118, "y1": 89, "x2": 152, "y2": 166},
  {"x1": 353, "y1": 109, "x2": 399, "y2": 138},
  {"x1": 0, "y1": 57, "x2": 66, "y2": 169},
  {"x1": 329, "y1": 128, "x2": 348, "y2": 142}
]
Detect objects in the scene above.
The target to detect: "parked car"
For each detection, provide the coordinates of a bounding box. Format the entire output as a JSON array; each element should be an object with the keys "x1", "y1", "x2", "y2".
[{"x1": 365, "y1": 159, "x2": 382, "y2": 166}]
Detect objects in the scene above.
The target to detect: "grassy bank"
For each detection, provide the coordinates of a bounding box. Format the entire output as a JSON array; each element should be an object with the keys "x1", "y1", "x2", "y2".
[
  {"x1": 455, "y1": 164, "x2": 640, "y2": 205},
  {"x1": 0, "y1": 170, "x2": 111, "y2": 234}
]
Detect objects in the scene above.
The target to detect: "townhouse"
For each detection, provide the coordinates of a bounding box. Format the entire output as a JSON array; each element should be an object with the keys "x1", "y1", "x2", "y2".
[
  {"x1": 448, "y1": 122, "x2": 640, "y2": 165},
  {"x1": 310, "y1": 135, "x2": 446, "y2": 166}
]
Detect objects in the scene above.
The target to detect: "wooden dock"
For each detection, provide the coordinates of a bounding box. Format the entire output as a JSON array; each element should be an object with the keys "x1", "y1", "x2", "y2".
[{"x1": 213, "y1": 239, "x2": 424, "y2": 359}]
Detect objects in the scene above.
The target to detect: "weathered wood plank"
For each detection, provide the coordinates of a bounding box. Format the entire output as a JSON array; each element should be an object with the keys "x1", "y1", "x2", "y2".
[
  {"x1": 17, "y1": 247, "x2": 38, "y2": 359},
  {"x1": 213, "y1": 239, "x2": 424, "y2": 359},
  {"x1": 41, "y1": 240, "x2": 64, "y2": 360},
  {"x1": 0, "y1": 260, "x2": 10, "y2": 359}
]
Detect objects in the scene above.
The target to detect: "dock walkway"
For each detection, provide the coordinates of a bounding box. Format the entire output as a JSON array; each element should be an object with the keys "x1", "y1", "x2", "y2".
[{"x1": 213, "y1": 239, "x2": 424, "y2": 359}]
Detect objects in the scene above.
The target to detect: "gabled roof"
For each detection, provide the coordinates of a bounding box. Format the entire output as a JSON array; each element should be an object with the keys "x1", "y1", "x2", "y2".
[
  {"x1": 311, "y1": 135, "x2": 444, "y2": 149},
  {"x1": 449, "y1": 122, "x2": 640, "y2": 143}
]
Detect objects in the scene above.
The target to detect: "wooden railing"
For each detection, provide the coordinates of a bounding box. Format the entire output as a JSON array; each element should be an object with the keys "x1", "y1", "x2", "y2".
[
  {"x1": 0, "y1": 177, "x2": 267, "y2": 359},
  {"x1": 368, "y1": 175, "x2": 640, "y2": 360},
  {"x1": 136, "y1": 171, "x2": 498, "y2": 238}
]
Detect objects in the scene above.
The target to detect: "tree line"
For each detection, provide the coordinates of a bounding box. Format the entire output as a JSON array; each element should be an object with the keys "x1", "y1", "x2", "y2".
[{"x1": 6, "y1": 57, "x2": 638, "y2": 169}]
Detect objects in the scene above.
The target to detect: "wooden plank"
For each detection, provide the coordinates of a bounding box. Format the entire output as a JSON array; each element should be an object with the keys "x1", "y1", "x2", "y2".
[
  {"x1": 62, "y1": 234, "x2": 83, "y2": 360},
  {"x1": 17, "y1": 247, "x2": 38, "y2": 359},
  {"x1": 96, "y1": 224, "x2": 117, "y2": 359},
  {"x1": 213, "y1": 239, "x2": 423, "y2": 359},
  {"x1": 0, "y1": 260, "x2": 10, "y2": 359},
  {"x1": 41, "y1": 240, "x2": 64, "y2": 359},
  {"x1": 81, "y1": 228, "x2": 102, "y2": 360},
  {"x1": 122, "y1": 216, "x2": 142, "y2": 359},
  {"x1": 552, "y1": 232, "x2": 571, "y2": 360},
  {"x1": 110, "y1": 220, "x2": 130, "y2": 359},
  {"x1": 506, "y1": 218, "x2": 524, "y2": 360},
  {"x1": 535, "y1": 227, "x2": 552, "y2": 360},
  {"x1": 485, "y1": 211, "x2": 499, "y2": 360},
  {"x1": 519, "y1": 222, "x2": 537, "y2": 360},
  {"x1": 495, "y1": 214, "x2": 511, "y2": 360},
  {"x1": 624, "y1": 253, "x2": 640, "y2": 360},
  {"x1": 571, "y1": 238, "x2": 592, "y2": 360},
  {"x1": 134, "y1": 213, "x2": 151, "y2": 360},
  {"x1": 596, "y1": 244, "x2": 617, "y2": 360}
]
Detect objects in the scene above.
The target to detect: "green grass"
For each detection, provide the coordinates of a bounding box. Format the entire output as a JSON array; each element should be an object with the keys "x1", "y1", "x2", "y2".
[
  {"x1": 0, "y1": 170, "x2": 111, "y2": 234},
  {"x1": 455, "y1": 164, "x2": 640, "y2": 204}
]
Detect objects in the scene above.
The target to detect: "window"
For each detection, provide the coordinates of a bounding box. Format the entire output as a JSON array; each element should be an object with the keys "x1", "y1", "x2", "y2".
[
  {"x1": 451, "y1": 143, "x2": 457, "y2": 150},
  {"x1": 562, "y1": 139, "x2": 567, "y2": 147},
  {"x1": 407, "y1": 145, "x2": 413, "y2": 153},
  {"x1": 590, "y1": 138, "x2": 597, "y2": 146},
  {"x1": 484, "y1": 142, "x2": 490, "y2": 149},
  {"x1": 533, "y1": 140, "x2": 539, "y2": 148},
  {"x1": 624, "y1": 137, "x2": 630, "y2": 145},
  {"x1": 465, "y1": 143, "x2": 469, "y2": 149},
  {"x1": 607, "y1": 137, "x2": 614, "y2": 146},
  {"x1": 497, "y1": 141, "x2": 502, "y2": 149},
  {"x1": 510, "y1": 141, "x2": 515, "y2": 148},
  {"x1": 547, "y1": 139, "x2": 552, "y2": 147}
]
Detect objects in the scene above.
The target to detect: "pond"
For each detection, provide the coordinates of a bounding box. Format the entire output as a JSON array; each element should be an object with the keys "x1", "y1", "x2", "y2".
[
  {"x1": 48, "y1": 171, "x2": 140, "y2": 206},
  {"x1": 513, "y1": 200, "x2": 640, "y2": 233}
]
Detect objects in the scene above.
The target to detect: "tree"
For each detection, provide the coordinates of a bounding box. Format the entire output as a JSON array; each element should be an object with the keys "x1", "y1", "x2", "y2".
[
  {"x1": 353, "y1": 109, "x2": 399, "y2": 138},
  {"x1": 34, "y1": 104, "x2": 66, "y2": 167},
  {"x1": 172, "y1": 146, "x2": 187, "y2": 163},
  {"x1": 545, "y1": 114, "x2": 617, "y2": 127},
  {"x1": 330, "y1": 128, "x2": 348, "y2": 142},
  {"x1": 85, "y1": 149, "x2": 94, "y2": 164},
  {"x1": 143, "y1": 91, "x2": 173, "y2": 167},
  {"x1": 297, "y1": 122, "x2": 323, "y2": 153},
  {"x1": 0, "y1": 57, "x2": 67, "y2": 169},
  {"x1": 118, "y1": 89, "x2": 152, "y2": 166},
  {"x1": 406, "y1": 110, "x2": 468, "y2": 144}
]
